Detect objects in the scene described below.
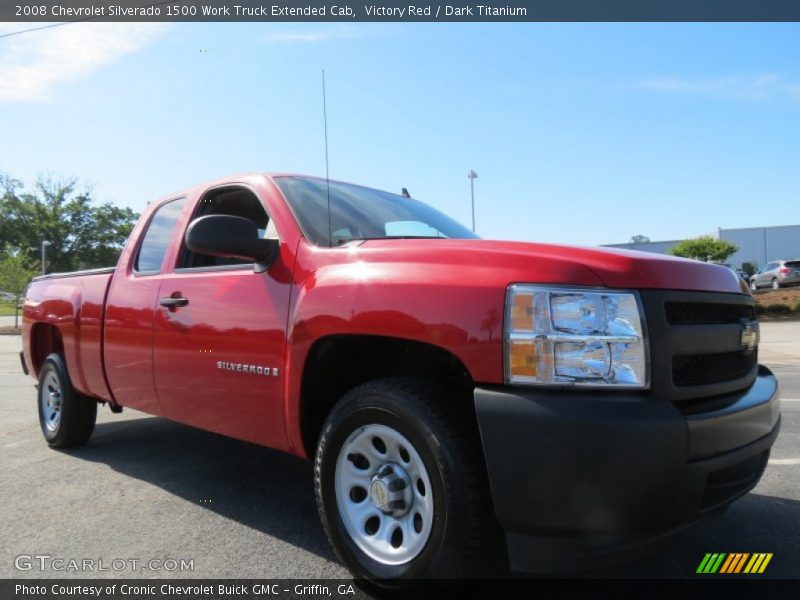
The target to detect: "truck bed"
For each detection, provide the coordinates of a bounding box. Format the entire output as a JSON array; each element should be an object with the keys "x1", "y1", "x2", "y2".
[{"x1": 23, "y1": 267, "x2": 115, "y2": 402}]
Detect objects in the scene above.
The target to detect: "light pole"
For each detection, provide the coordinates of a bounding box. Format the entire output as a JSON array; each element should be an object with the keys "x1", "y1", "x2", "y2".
[
  {"x1": 41, "y1": 240, "x2": 51, "y2": 275},
  {"x1": 468, "y1": 169, "x2": 478, "y2": 232}
]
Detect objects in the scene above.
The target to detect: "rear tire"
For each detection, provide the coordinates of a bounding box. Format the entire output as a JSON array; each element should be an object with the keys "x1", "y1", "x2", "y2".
[
  {"x1": 314, "y1": 378, "x2": 502, "y2": 588},
  {"x1": 771, "y1": 279, "x2": 780, "y2": 290},
  {"x1": 750, "y1": 279, "x2": 758, "y2": 292},
  {"x1": 38, "y1": 353, "x2": 97, "y2": 448}
]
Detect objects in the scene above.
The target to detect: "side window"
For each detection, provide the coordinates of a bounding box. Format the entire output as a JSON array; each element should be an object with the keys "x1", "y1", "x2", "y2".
[
  {"x1": 177, "y1": 187, "x2": 271, "y2": 270},
  {"x1": 135, "y1": 198, "x2": 187, "y2": 274}
]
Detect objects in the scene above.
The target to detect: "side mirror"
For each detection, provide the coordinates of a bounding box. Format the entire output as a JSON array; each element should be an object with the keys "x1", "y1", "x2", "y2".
[{"x1": 185, "y1": 215, "x2": 279, "y2": 271}]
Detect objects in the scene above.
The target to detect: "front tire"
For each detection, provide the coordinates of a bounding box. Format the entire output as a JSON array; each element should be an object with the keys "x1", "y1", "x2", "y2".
[
  {"x1": 38, "y1": 354, "x2": 97, "y2": 448},
  {"x1": 314, "y1": 378, "x2": 500, "y2": 586}
]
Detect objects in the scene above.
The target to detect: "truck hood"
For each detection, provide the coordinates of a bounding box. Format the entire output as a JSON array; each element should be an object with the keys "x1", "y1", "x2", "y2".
[{"x1": 356, "y1": 239, "x2": 747, "y2": 294}]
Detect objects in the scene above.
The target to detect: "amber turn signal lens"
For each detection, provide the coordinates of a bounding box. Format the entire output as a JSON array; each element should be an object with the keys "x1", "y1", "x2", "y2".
[
  {"x1": 510, "y1": 291, "x2": 533, "y2": 331},
  {"x1": 508, "y1": 341, "x2": 537, "y2": 378}
]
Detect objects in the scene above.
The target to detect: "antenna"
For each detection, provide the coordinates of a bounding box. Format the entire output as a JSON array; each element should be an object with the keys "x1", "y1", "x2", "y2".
[{"x1": 322, "y1": 70, "x2": 333, "y2": 247}]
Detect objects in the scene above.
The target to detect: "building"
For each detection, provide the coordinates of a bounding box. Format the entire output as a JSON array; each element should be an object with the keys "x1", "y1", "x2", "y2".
[
  {"x1": 605, "y1": 224, "x2": 800, "y2": 270},
  {"x1": 721, "y1": 225, "x2": 800, "y2": 269}
]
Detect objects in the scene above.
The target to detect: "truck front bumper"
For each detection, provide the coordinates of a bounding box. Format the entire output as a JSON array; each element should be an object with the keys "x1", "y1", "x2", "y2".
[{"x1": 474, "y1": 365, "x2": 780, "y2": 572}]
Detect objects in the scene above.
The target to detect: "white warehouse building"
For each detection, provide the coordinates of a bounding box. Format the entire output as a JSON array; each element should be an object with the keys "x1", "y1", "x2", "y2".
[{"x1": 606, "y1": 225, "x2": 800, "y2": 270}]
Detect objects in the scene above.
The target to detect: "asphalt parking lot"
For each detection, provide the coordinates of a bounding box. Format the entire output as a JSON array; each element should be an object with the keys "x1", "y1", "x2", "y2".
[{"x1": 1, "y1": 322, "x2": 798, "y2": 580}]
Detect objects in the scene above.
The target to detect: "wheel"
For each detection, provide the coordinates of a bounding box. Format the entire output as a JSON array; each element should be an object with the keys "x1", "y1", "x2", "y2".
[
  {"x1": 314, "y1": 378, "x2": 501, "y2": 586},
  {"x1": 771, "y1": 279, "x2": 780, "y2": 290},
  {"x1": 38, "y1": 353, "x2": 97, "y2": 448},
  {"x1": 750, "y1": 279, "x2": 758, "y2": 292}
]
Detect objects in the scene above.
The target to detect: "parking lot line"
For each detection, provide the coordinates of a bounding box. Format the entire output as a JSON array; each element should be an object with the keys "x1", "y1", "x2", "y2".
[{"x1": 768, "y1": 458, "x2": 800, "y2": 465}]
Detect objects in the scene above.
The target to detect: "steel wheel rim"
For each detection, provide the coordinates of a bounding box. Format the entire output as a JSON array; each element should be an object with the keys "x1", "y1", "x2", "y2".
[
  {"x1": 335, "y1": 423, "x2": 434, "y2": 565},
  {"x1": 40, "y1": 371, "x2": 62, "y2": 432}
]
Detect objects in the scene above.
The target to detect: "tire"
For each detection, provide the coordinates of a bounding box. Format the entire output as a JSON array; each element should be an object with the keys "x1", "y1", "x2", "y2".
[
  {"x1": 750, "y1": 279, "x2": 758, "y2": 292},
  {"x1": 38, "y1": 353, "x2": 97, "y2": 448},
  {"x1": 314, "y1": 378, "x2": 501, "y2": 587},
  {"x1": 771, "y1": 279, "x2": 780, "y2": 290}
]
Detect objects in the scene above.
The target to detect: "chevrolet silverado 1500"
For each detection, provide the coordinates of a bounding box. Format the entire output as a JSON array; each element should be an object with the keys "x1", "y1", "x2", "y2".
[{"x1": 21, "y1": 173, "x2": 780, "y2": 583}]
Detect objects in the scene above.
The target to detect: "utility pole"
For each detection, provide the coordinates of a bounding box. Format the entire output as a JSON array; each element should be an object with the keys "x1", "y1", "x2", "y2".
[
  {"x1": 468, "y1": 170, "x2": 478, "y2": 232},
  {"x1": 41, "y1": 240, "x2": 51, "y2": 275}
]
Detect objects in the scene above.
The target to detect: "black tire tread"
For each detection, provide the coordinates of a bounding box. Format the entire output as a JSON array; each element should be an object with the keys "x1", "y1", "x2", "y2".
[
  {"x1": 314, "y1": 376, "x2": 502, "y2": 581},
  {"x1": 39, "y1": 354, "x2": 97, "y2": 449}
]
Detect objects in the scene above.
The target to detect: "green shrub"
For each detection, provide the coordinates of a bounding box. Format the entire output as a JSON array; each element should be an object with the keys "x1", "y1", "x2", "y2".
[
  {"x1": 794, "y1": 301, "x2": 800, "y2": 313},
  {"x1": 754, "y1": 304, "x2": 766, "y2": 315},
  {"x1": 765, "y1": 303, "x2": 792, "y2": 314}
]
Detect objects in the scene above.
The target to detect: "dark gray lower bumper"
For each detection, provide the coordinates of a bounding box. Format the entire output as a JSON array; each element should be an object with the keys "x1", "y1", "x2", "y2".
[{"x1": 474, "y1": 366, "x2": 780, "y2": 572}]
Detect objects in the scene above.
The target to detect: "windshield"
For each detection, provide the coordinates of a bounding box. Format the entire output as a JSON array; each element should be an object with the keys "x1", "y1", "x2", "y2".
[{"x1": 274, "y1": 176, "x2": 479, "y2": 246}]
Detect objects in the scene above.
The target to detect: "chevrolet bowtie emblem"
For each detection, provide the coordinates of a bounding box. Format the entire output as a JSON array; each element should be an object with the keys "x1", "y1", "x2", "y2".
[{"x1": 740, "y1": 320, "x2": 758, "y2": 355}]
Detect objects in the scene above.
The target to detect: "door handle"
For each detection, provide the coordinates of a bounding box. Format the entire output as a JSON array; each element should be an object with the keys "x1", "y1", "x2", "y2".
[{"x1": 159, "y1": 295, "x2": 189, "y2": 309}]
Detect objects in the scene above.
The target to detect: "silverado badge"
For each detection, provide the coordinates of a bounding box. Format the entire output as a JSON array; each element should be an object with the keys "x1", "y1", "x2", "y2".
[{"x1": 217, "y1": 361, "x2": 279, "y2": 377}]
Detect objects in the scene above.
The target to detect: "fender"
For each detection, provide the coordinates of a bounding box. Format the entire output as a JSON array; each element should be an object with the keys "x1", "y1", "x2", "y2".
[{"x1": 281, "y1": 238, "x2": 606, "y2": 455}]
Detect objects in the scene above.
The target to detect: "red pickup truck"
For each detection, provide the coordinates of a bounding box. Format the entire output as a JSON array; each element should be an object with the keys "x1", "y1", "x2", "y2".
[{"x1": 21, "y1": 173, "x2": 780, "y2": 583}]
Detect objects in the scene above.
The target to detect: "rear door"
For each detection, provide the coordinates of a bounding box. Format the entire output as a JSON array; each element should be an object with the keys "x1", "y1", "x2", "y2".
[
  {"x1": 151, "y1": 184, "x2": 294, "y2": 449},
  {"x1": 765, "y1": 262, "x2": 779, "y2": 284},
  {"x1": 104, "y1": 196, "x2": 188, "y2": 415},
  {"x1": 755, "y1": 263, "x2": 770, "y2": 287}
]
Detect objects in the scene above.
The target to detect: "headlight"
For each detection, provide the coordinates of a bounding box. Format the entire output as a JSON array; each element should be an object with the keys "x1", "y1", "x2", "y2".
[{"x1": 505, "y1": 285, "x2": 648, "y2": 388}]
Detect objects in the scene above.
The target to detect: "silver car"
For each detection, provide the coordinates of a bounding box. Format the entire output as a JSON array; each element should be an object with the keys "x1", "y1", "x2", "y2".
[{"x1": 750, "y1": 259, "x2": 800, "y2": 291}]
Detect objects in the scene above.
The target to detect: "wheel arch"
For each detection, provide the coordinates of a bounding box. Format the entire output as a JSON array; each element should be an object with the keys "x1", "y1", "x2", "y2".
[
  {"x1": 29, "y1": 323, "x2": 65, "y2": 377},
  {"x1": 298, "y1": 334, "x2": 475, "y2": 458}
]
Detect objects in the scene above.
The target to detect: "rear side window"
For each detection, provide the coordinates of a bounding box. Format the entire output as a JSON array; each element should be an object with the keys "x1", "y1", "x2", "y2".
[
  {"x1": 785, "y1": 261, "x2": 800, "y2": 269},
  {"x1": 135, "y1": 198, "x2": 186, "y2": 273}
]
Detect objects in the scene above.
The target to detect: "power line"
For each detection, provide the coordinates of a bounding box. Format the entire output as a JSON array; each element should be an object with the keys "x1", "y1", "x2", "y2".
[
  {"x1": 0, "y1": 2, "x2": 178, "y2": 40},
  {"x1": 0, "y1": 22, "x2": 73, "y2": 40}
]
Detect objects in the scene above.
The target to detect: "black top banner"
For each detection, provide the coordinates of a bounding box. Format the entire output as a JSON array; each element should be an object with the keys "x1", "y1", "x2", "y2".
[{"x1": 4, "y1": 0, "x2": 800, "y2": 23}]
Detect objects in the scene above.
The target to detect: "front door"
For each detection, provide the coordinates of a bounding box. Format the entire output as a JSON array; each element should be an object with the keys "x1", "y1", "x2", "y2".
[{"x1": 152, "y1": 185, "x2": 294, "y2": 449}]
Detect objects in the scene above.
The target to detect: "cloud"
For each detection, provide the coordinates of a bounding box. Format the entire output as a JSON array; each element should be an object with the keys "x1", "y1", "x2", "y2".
[
  {"x1": 641, "y1": 74, "x2": 800, "y2": 102},
  {"x1": 267, "y1": 32, "x2": 339, "y2": 43},
  {"x1": 264, "y1": 26, "x2": 361, "y2": 44},
  {"x1": 0, "y1": 22, "x2": 169, "y2": 102}
]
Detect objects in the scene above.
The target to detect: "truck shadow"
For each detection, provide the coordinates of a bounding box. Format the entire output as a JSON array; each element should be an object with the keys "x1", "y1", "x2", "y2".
[
  {"x1": 67, "y1": 414, "x2": 338, "y2": 564},
  {"x1": 571, "y1": 492, "x2": 800, "y2": 579},
  {"x1": 69, "y1": 415, "x2": 800, "y2": 579}
]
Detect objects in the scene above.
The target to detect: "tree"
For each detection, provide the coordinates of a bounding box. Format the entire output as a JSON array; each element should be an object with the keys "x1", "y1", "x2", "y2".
[
  {"x1": 0, "y1": 174, "x2": 139, "y2": 273},
  {"x1": 630, "y1": 234, "x2": 651, "y2": 244},
  {"x1": 668, "y1": 236, "x2": 739, "y2": 263},
  {"x1": 0, "y1": 248, "x2": 38, "y2": 328}
]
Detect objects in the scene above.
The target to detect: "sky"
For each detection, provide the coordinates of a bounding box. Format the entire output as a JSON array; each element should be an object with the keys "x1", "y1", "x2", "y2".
[{"x1": 1, "y1": 22, "x2": 799, "y2": 246}]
